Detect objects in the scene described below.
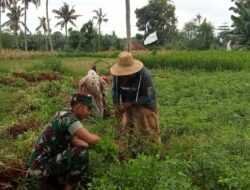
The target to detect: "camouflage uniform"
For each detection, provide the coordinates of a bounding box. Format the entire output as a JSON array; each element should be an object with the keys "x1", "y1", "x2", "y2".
[{"x1": 28, "y1": 109, "x2": 89, "y2": 184}]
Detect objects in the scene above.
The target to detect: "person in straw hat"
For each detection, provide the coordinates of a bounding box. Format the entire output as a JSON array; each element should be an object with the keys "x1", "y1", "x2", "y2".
[{"x1": 110, "y1": 51, "x2": 161, "y2": 148}]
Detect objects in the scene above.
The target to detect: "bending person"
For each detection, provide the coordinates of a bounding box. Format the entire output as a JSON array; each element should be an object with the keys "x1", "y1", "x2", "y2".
[
  {"x1": 79, "y1": 66, "x2": 109, "y2": 118},
  {"x1": 110, "y1": 51, "x2": 161, "y2": 144}
]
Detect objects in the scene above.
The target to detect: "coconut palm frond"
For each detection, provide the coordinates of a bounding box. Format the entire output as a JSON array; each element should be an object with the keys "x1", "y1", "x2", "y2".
[{"x1": 52, "y1": 2, "x2": 81, "y2": 38}]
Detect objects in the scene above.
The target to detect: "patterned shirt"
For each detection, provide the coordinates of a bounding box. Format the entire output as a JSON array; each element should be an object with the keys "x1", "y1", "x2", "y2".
[{"x1": 29, "y1": 109, "x2": 83, "y2": 165}]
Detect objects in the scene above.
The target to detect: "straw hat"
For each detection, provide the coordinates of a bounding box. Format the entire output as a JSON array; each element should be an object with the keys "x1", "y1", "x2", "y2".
[{"x1": 110, "y1": 52, "x2": 143, "y2": 76}]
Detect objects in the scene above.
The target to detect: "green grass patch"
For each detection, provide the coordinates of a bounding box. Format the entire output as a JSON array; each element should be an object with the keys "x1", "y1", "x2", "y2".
[
  {"x1": 0, "y1": 55, "x2": 249, "y2": 189},
  {"x1": 137, "y1": 51, "x2": 250, "y2": 71}
]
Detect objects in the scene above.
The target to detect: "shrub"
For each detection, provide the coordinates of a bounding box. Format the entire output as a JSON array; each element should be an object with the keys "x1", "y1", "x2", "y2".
[
  {"x1": 14, "y1": 94, "x2": 43, "y2": 115},
  {"x1": 89, "y1": 155, "x2": 196, "y2": 190},
  {"x1": 29, "y1": 57, "x2": 69, "y2": 74},
  {"x1": 37, "y1": 81, "x2": 62, "y2": 97}
]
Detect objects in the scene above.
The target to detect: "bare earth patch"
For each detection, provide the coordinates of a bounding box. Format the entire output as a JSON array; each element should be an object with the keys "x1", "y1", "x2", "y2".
[{"x1": 13, "y1": 71, "x2": 60, "y2": 82}]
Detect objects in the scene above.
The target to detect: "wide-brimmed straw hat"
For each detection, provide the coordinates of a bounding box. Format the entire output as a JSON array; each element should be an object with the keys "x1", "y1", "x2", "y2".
[{"x1": 110, "y1": 52, "x2": 143, "y2": 76}]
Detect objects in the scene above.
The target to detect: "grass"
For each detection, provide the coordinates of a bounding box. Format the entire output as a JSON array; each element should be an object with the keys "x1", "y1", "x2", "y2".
[
  {"x1": 0, "y1": 49, "x2": 57, "y2": 60},
  {"x1": 0, "y1": 51, "x2": 250, "y2": 189},
  {"x1": 137, "y1": 51, "x2": 250, "y2": 71}
]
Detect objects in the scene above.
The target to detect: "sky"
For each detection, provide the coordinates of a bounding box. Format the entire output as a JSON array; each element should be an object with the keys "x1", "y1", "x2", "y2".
[{"x1": 1, "y1": 0, "x2": 234, "y2": 38}]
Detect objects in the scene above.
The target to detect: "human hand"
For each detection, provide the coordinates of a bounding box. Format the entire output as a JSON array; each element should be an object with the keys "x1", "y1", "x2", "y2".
[
  {"x1": 115, "y1": 103, "x2": 132, "y2": 116},
  {"x1": 114, "y1": 105, "x2": 122, "y2": 117},
  {"x1": 121, "y1": 102, "x2": 132, "y2": 110}
]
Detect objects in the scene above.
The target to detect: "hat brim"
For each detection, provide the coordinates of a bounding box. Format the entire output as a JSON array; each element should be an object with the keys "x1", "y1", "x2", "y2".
[{"x1": 110, "y1": 60, "x2": 143, "y2": 76}]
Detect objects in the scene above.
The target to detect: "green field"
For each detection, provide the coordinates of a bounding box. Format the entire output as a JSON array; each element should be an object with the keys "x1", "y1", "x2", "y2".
[{"x1": 0, "y1": 53, "x2": 250, "y2": 189}]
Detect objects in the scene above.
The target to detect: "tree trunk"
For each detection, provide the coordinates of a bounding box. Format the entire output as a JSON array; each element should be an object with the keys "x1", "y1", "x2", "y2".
[
  {"x1": 0, "y1": 1, "x2": 2, "y2": 49},
  {"x1": 98, "y1": 23, "x2": 100, "y2": 52},
  {"x1": 44, "y1": 31, "x2": 48, "y2": 51},
  {"x1": 46, "y1": 0, "x2": 53, "y2": 51},
  {"x1": 125, "y1": 0, "x2": 131, "y2": 52},
  {"x1": 24, "y1": 2, "x2": 27, "y2": 51},
  {"x1": 15, "y1": 31, "x2": 18, "y2": 49},
  {"x1": 65, "y1": 24, "x2": 67, "y2": 39}
]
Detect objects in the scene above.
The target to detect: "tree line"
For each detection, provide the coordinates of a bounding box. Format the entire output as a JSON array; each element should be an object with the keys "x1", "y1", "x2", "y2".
[{"x1": 0, "y1": 0, "x2": 249, "y2": 52}]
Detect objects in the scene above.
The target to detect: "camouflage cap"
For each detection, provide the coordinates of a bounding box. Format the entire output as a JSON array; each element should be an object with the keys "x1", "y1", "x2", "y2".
[{"x1": 71, "y1": 92, "x2": 95, "y2": 109}]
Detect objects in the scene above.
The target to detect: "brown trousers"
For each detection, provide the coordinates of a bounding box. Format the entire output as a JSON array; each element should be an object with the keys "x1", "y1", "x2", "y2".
[{"x1": 119, "y1": 107, "x2": 161, "y2": 144}]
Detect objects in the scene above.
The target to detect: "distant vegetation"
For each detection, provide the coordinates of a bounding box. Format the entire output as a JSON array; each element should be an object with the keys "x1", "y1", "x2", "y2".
[
  {"x1": 1, "y1": 50, "x2": 250, "y2": 72},
  {"x1": 0, "y1": 0, "x2": 249, "y2": 52}
]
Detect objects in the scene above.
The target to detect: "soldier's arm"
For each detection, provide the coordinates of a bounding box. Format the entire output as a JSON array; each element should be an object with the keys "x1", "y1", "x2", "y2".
[
  {"x1": 73, "y1": 127, "x2": 100, "y2": 145},
  {"x1": 71, "y1": 136, "x2": 89, "y2": 147}
]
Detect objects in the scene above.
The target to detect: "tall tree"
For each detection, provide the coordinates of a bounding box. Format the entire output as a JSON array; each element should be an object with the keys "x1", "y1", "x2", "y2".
[
  {"x1": 46, "y1": 0, "x2": 53, "y2": 51},
  {"x1": 217, "y1": 23, "x2": 231, "y2": 46},
  {"x1": 93, "y1": 8, "x2": 108, "y2": 51},
  {"x1": 197, "y1": 19, "x2": 214, "y2": 50},
  {"x1": 229, "y1": 0, "x2": 250, "y2": 49},
  {"x1": 2, "y1": 2, "x2": 28, "y2": 48},
  {"x1": 52, "y1": 2, "x2": 81, "y2": 39},
  {"x1": 125, "y1": 0, "x2": 131, "y2": 51},
  {"x1": 0, "y1": 0, "x2": 12, "y2": 49},
  {"x1": 135, "y1": 0, "x2": 177, "y2": 46},
  {"x1": 80, "y1": 20, "x2": 96, "y2": 40},
  {"x1": 51, "y1": 31, "x2": 66, "y2": 50},
  {"x1": 182, "y1": 16, "x2": 215, "y2": 50},
  {"x1": 194, "y1": 13, "x2": 202, "y2": 26},
  {"x1": 80, "y1": 20, "x2": 97, "y2": 51},
  {"x1": 68, "y1": 29, "x2": 81, "y2": 49},
  {"x1": 36, "y1": 16, "x2": 48, "y2": 50},
  {"x1": 183, "y1": 21, "x2": 198, "y2": 40},
  {"x1": 22, "y1": 0, "x2": 40, "y2": 51}
]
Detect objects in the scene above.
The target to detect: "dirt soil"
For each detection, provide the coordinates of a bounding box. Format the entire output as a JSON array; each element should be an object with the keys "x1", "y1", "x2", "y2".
[
  {"x1": 13, "y1": 71, "x2": 60, "y2": 82},
  {"x1": 7, "y1": 122, "x2": 39, "y2": 139},
  {"x1": 0, "y1": 161, "x2": 27, "y2": 190},
  {"x1": 0, "y1": 77, "x2": 15, "y2": 85}
]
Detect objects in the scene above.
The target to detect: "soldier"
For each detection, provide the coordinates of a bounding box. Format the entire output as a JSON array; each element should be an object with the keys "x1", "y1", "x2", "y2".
[{"x1": 28, "y1": 93, "x2": 100, "y2": 189}]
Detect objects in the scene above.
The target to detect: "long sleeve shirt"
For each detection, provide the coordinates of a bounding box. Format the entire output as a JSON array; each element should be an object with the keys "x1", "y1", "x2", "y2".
[{"x1": 112, "y1": 67, "x2": 157, "y2": 111}]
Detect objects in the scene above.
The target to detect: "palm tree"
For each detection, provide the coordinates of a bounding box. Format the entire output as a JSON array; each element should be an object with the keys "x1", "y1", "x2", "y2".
[
  {"x1": 183, "y1": 21, "x2": 198, "y2": 40},
  {"x1": 36, "y1": 16, "x2": 48, "y2": 50},
  {"x1": 0, "y1": 0, "x2": 12, "y2": 49},
  {"x1": 194, "y1": 13, "x2": 202, "y2": 26},
  {"x1": 22, "y1": 0, "x2": 40, "y2": 51},
  {"x1": 125, "y1": 0, "x2": 131, "y2": 52},
  {"x1": 52, "y1": 2, "x2": 81, "y2": 39},
  {"x1": 2, "y1": 2, "x2": 29, "y2": 48},
  {"x1": 46, "y1": 0, "x2": 53, "y2": 51},
  {"x1": 93, "y1": 8, "x2": 108, "y2": 51},
  {"x1": 229, "y1": 1, "x2": 250, "y2": 49}
]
